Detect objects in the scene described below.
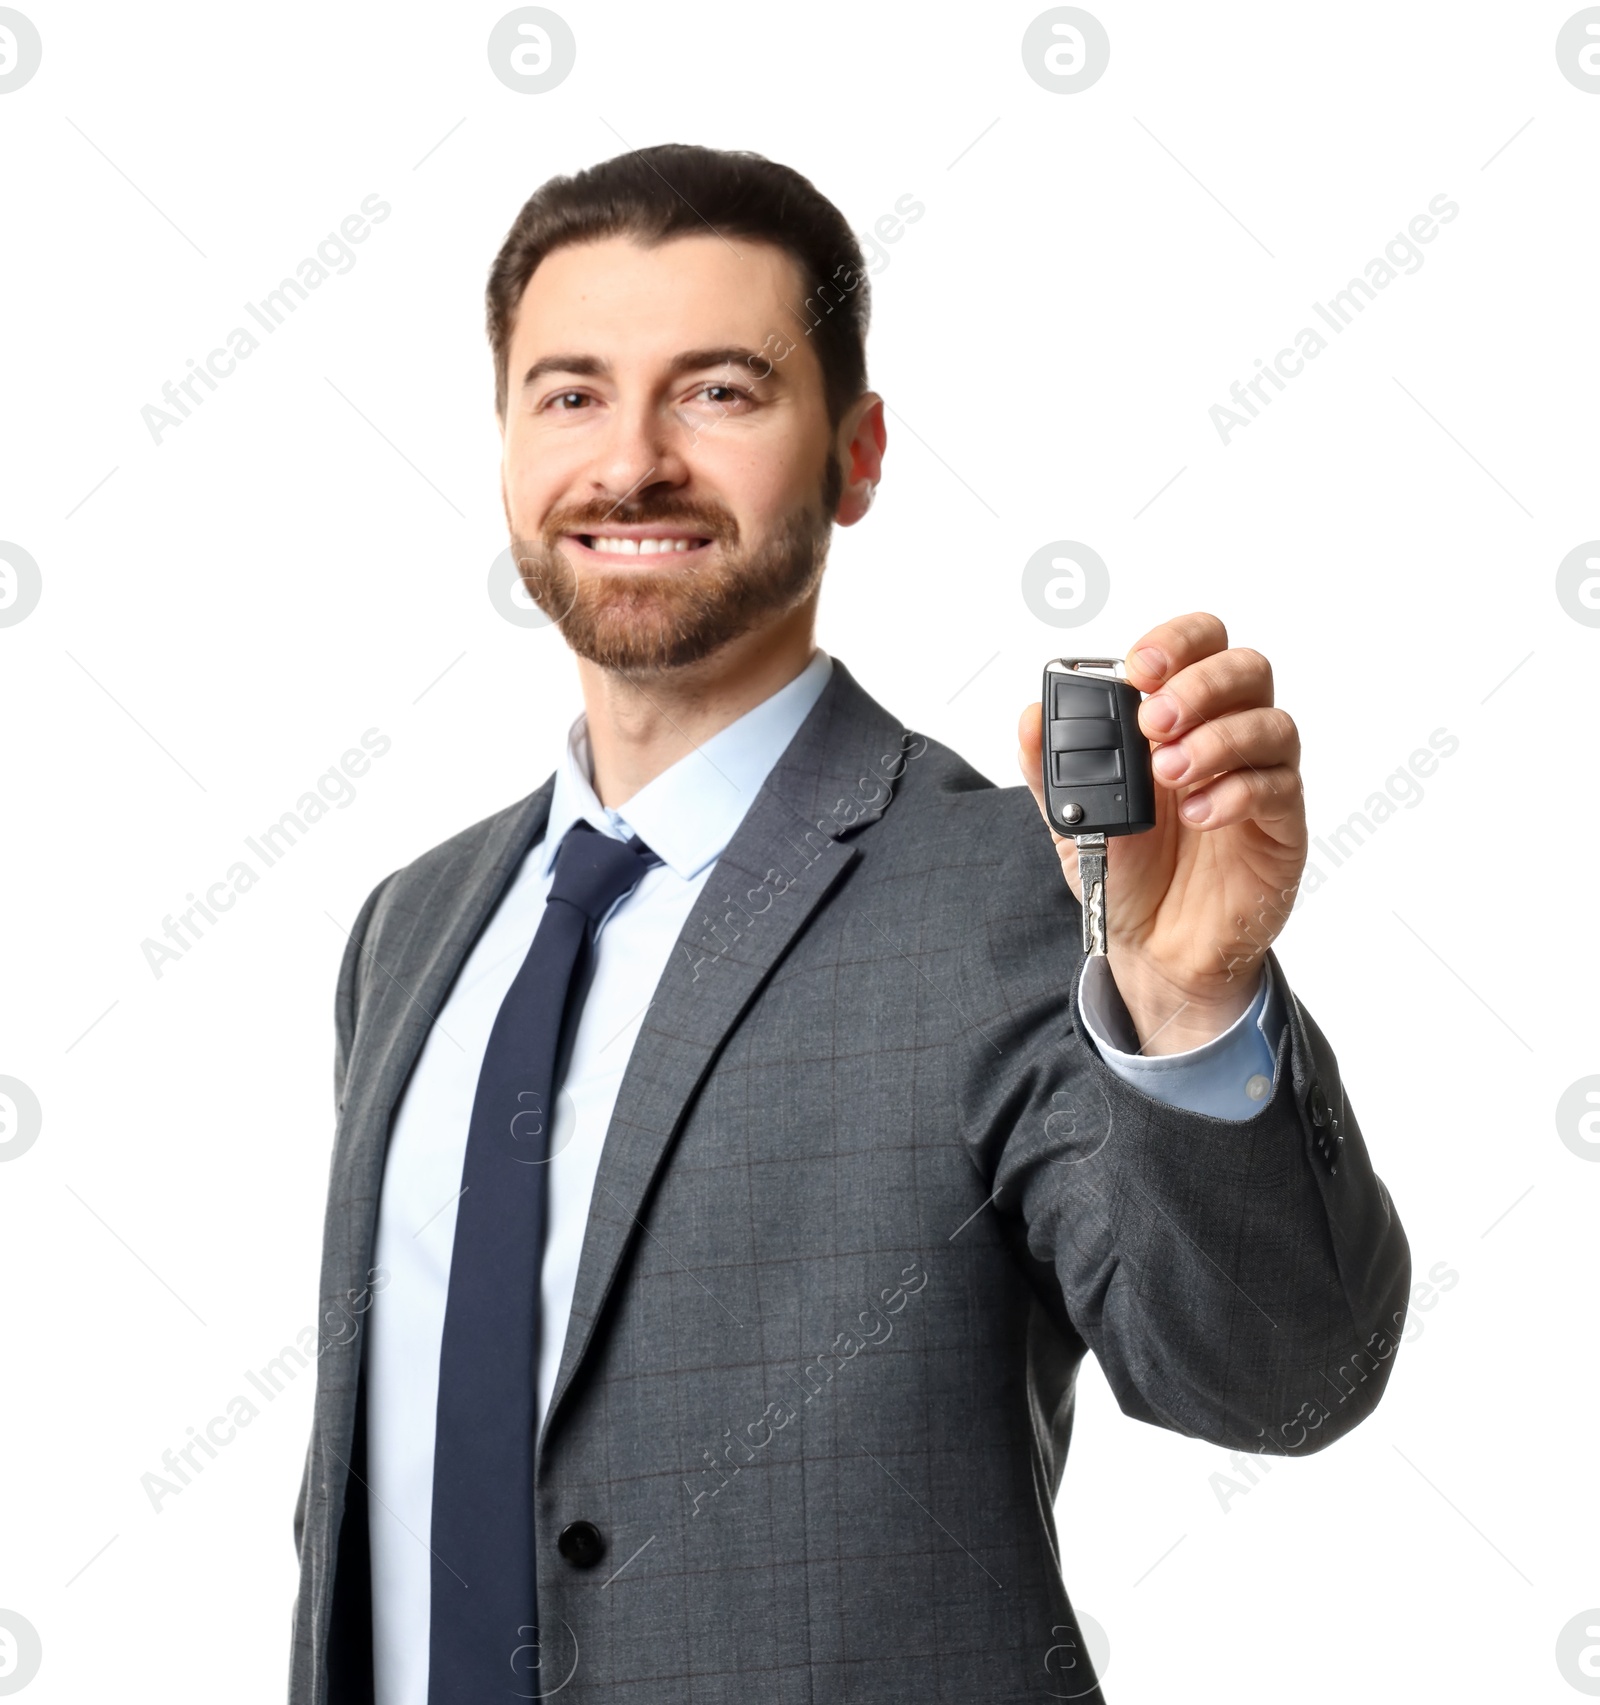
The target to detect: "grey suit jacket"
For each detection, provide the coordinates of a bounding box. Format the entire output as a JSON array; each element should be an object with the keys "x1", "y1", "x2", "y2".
[{"x1": 288, "y1": 655, "x2": 1410, "y2": 1704}]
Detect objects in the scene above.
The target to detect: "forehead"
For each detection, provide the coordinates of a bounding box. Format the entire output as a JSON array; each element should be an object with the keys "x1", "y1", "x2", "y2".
[{"x1": 509, "y1": 232, "x2": 812, "y2": 367}]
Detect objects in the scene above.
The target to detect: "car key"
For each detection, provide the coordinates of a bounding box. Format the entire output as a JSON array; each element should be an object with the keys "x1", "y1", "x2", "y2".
[{"x1": 1040, "y1": 658, "x2": 1157, "y2": 957}]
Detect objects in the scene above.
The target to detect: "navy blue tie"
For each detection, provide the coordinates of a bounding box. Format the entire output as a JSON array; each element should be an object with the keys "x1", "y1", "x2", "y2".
[{"x1": 427, "y1": 818, "x2": 660, "y2": 1703}]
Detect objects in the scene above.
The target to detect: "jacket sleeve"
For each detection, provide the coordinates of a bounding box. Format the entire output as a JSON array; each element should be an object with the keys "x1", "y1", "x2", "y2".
[{"x1": 955, "y1": 799, "x2": 1411, "y2": 1456}]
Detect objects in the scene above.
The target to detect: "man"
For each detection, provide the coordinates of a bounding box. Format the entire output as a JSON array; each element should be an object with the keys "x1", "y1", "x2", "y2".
[{"x1": 289, "y1": 143, "x2": 1409, "y2": 1705}]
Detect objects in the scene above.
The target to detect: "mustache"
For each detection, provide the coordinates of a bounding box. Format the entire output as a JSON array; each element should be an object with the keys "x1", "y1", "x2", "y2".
[{"x1": 544, "y1": 503, "x2": 735, "y2": 540}]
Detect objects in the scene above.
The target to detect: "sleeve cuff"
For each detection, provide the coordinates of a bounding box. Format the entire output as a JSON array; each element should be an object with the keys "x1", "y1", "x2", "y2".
[{"x1": 1076, "y1": 953, "x2": 1289, "y2": 1122}]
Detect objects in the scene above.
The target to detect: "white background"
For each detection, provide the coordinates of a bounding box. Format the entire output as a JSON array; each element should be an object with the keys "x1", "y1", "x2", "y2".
[{"x1": 1, "y1": 3, "x2": 1596, "y2": 1700}]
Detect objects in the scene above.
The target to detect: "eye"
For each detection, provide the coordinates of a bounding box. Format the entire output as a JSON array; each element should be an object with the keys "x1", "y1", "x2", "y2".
[
  {"x1": 692, "y1": 383, "x2": 753, "y2": 406},
  {"x1": 545, "y1": 390, "x2": 592, "y2": 411}
]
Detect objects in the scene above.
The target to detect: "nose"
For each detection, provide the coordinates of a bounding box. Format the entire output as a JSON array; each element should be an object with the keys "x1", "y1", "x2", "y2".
[{"x1": 589, "y1": 395, "x2": 690, "y2": 507}]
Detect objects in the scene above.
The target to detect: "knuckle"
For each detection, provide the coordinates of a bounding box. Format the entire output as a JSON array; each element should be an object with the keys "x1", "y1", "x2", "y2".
[{"x1": 1175, "y1": 609, "x2": 1219, "y2": 643}]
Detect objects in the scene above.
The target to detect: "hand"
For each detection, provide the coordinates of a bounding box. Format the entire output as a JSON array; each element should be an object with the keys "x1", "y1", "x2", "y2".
[{"x1": 1018, "y1": 612, "x2": 1308, "y2": 1054}]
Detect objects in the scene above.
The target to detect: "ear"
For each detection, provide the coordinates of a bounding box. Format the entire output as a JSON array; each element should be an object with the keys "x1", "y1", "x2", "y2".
[{"x1": 834, "y1": 392, "x2": 887, "y2": 526}]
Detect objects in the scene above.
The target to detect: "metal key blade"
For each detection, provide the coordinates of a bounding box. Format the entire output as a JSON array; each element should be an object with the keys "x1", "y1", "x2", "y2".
[{"x1": 1075, "y1": 832, "x2": 1107, "y2": 956}]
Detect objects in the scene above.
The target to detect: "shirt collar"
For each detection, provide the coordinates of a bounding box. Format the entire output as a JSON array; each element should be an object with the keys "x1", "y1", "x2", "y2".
[{"x1": 538, "y1": 647, "x2": 834, "y2": 882}]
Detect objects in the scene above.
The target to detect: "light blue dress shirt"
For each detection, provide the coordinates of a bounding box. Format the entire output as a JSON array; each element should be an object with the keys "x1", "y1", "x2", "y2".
[{"x1": 365, "y1": 643, "x2": 1287, "y2": 1705}]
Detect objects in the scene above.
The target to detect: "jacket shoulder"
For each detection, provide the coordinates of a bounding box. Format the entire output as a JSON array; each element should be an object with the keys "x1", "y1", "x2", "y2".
[
  {"x1": 351, "y1": 779, "x2": 551, "y2": 948},
  {"x1": 398, "y1": 784, "x2": 546, "y2": 885},
  {"x1": 891, "y1": 729, "x2": 1064, "y2": 882}
]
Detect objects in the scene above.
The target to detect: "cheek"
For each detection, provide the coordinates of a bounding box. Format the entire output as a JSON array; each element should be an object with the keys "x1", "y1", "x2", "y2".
[
  {"x1": 705, "y1": 448, "x2": 813, "y2": 527},
  {"x1": 503, "y1": 447, "x2": 564, "y2": 523}
]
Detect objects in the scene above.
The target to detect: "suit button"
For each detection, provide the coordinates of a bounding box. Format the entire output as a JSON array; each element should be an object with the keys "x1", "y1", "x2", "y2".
[
  {"x1": 1307, "y1": 1079, "x2": 1343, "y2": 1176},
  {"x1": 558, "y1": 1521, "x2": 605, "y2": 1568}
]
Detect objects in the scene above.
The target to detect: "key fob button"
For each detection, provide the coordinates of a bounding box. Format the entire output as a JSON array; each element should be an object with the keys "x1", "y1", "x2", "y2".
[
  {"x1": 1048, "y1": 717, "x2": 1121, "y2": 752},
  {"x1": 1052, "y1": 747, "x2": 1124, "y2": 787},
  {"x1": 1052, "y1": 679, "x2": 1116, "y2": 720}
]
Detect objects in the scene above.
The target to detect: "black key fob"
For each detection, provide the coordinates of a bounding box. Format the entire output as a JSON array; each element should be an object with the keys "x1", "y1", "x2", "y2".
[{"x1": 1041, "y1": 658, "x2": 1156, "y2": 838}]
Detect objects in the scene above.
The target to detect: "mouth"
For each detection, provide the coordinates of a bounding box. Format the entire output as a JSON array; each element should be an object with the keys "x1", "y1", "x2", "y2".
[{"x1": 564, "y1": 531, "x2": 716, "y2": 564}]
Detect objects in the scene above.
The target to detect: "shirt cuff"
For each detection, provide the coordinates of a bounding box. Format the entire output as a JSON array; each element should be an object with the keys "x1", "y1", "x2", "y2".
[{"x1": 1076, "y1": 953, "x2": 1289, "y2": 1121}]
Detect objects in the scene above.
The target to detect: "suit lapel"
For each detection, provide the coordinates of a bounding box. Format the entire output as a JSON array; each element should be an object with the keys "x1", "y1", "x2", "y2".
[
  {"x1": 538, "y1": 658, "x2": 916, "y2": 1459},
  {"x1": 331, "y1": 777, "x2": 556, "y2": 1367}
]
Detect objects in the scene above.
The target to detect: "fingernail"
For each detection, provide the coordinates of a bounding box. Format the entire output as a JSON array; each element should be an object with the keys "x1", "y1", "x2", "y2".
[
  {"x1": 1180, "y1": 793, "x2": 1211, "y2": 823},
  {"x1": 1152, "y1": 742, "x2": 1188, "y2": 780},
  {"x1": 1135, "y1": 646, "x2": 1166, "y2": 679},
  {"x1": 1143, "y1": 693, "x2": 1178, "y2": 735}
]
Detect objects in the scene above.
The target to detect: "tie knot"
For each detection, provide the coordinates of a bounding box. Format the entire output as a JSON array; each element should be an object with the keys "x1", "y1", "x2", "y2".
[{"x1": 547, "y1": 819, "x2": 660, "y2": 924}]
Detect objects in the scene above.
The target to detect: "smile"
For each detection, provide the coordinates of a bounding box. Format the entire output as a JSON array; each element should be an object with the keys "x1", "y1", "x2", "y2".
[{"x1": 566, "y1": 533, "x2": 714, "y2": 561}]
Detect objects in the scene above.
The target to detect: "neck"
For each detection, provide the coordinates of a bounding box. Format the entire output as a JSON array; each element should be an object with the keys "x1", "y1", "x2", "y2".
[{"x1": 575, "y1": 599, "x2": 819, "y2": 809}]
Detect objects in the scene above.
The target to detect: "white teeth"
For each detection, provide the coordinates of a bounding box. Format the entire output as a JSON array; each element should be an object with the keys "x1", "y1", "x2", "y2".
[{"x1": 583, "y1": 535, "x2": 703, "y2": 554}]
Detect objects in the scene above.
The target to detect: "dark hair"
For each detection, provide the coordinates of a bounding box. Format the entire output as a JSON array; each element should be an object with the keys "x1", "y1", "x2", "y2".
[{"x1": 485, "y1": 143, "x2": 871, "y2": 431}]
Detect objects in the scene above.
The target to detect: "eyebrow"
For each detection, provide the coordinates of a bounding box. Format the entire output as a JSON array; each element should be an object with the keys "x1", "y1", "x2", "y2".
[{"x1": 518, "y1": 346, "x2": 782, "y2": 389}]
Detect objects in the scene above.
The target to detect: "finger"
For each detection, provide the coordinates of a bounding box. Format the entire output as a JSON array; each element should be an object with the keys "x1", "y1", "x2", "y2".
[
  {"x1": 1017, "y1": 699, "x2": 1042, "y2": 780},
  {"x1": 1149, "y1": 706, "x2": 1300, "y2": 790},
  {"x1": 1174, "y1": 763, "x2": 1304, "y2": 836},
  {"x1": 1123, "y1": 612, "x2": 1229, "y2": 694},
  {"x1": 1016, "y1": 701, "x2": 1047, "y2": 803},
  {"x1": 1138, "y1": 646, "x2": 1274, "y2": 742}
]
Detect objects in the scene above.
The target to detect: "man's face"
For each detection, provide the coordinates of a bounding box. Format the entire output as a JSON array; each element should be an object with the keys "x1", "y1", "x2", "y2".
[{"x1": 500, "y1": 232, "x2": 845, "y2": 673}]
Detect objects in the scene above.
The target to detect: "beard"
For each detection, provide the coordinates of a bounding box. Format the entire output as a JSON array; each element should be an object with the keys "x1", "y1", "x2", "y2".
[{"x1": 508, "y1": 449, "x2": 842, "y2": 673}]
